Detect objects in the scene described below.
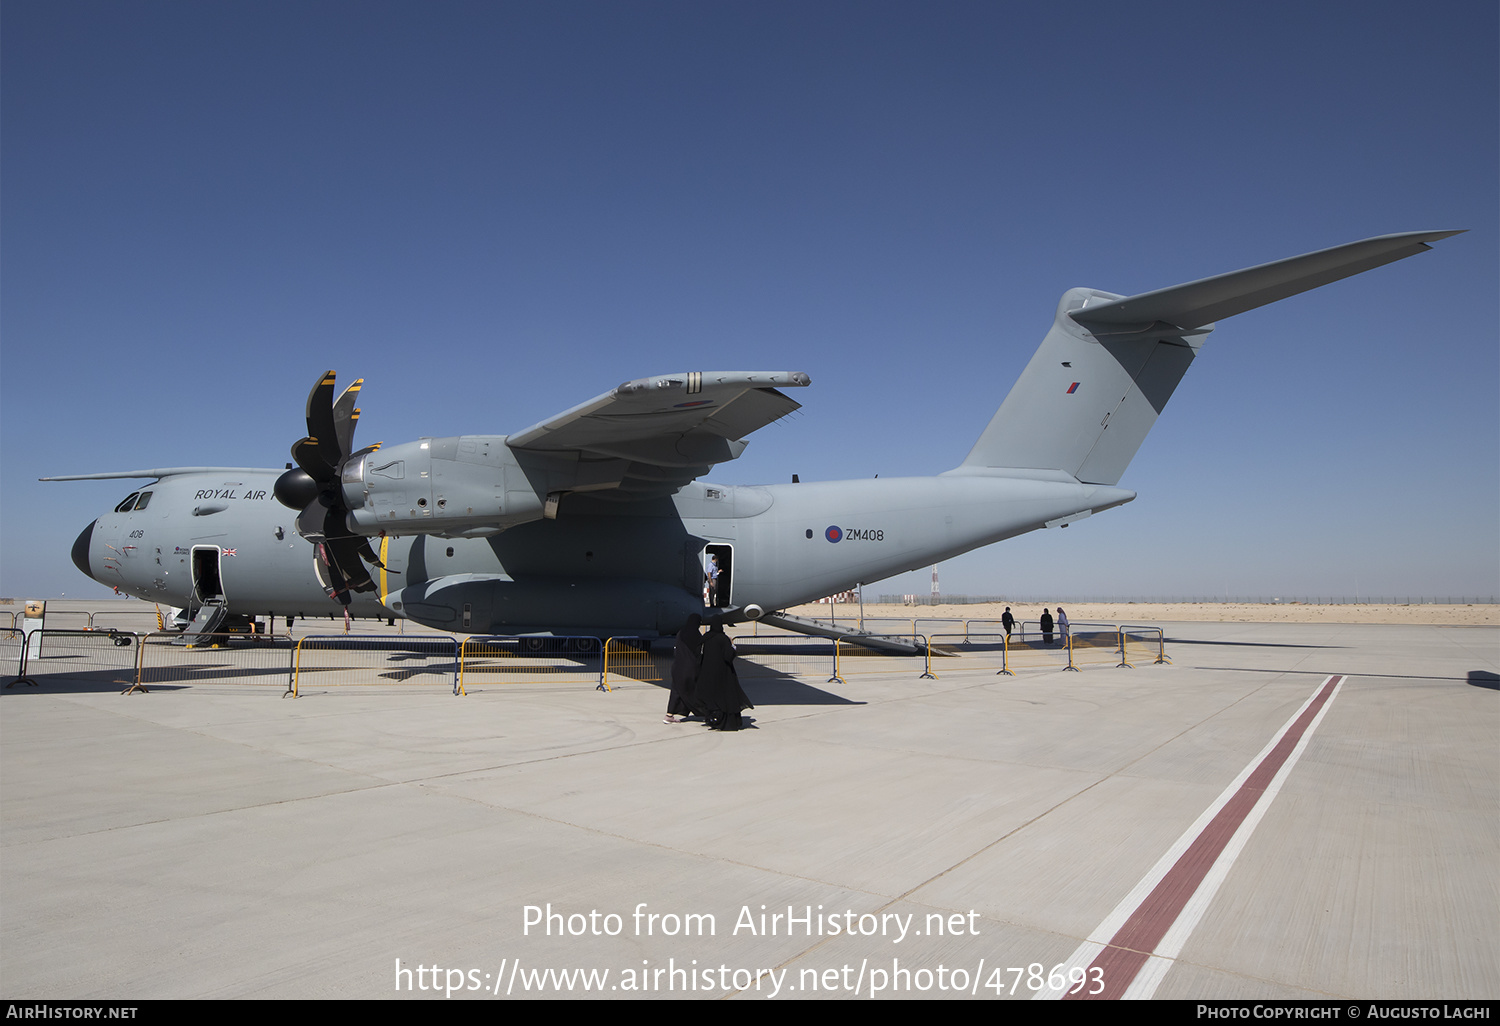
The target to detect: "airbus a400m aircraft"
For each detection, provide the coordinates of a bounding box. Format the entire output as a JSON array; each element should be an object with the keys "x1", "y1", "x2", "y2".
[{"x1": 53, "y1": 231, "x2": 1459, "y2": 640}]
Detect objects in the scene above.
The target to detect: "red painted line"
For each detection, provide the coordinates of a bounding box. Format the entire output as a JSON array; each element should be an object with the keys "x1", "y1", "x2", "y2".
[{"x1": 1066, "y1": 675, "x2": 1344, "y2": 1000}]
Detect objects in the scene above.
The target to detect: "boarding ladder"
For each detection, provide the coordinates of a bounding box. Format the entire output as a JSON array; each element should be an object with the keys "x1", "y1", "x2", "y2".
[{"x1": 173, "y1": 598, "x2": 230, "y2": 646}]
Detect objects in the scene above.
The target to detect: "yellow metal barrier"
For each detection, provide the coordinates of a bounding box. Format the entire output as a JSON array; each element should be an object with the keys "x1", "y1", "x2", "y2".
[
  {"x1": 292, "y1": 635, "x2": 460, "y2": 697},
  {"x1": 831, "y1": 637, "x2": 934, "y2": 681},
  {"x1": 731, "y1": 635, "x2": 841, "y2": 683},
  {"x1": 1067, "y1": 629, "x2": 1127, "y2": 669},
  {"x1": 137, "y1": 632, "x2": 295, "y2": 690},
  {"x1": 457, "y1": 636, "x2": 603, "y2": 694},
  {"x1": 602, "y1": 637, "x2": 662, "y2": 691},
  {"x1": 1003, "y1": 631, "x2": 1073, "y2": 672},
  {"x1": 926, "y1": 632, "x2": 1012, "y2": 676},
  {"x1": 5, "y1": 620, "x2": 1167, "y2": 695},
  {"x1": 923, "y1": 624, "x2": 1171, "y2": 677},
  {"x1": 1121, "y1": 626, "x2": 1171, "y2": 665}
]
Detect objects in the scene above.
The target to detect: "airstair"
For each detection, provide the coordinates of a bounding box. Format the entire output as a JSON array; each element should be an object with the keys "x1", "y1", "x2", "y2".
[
  {"x1": 753, "y1": 611, "x2": 923, "y2": 655},
  {"x1": 173, "y1": 598, "x2": 230, "y2": 646}
]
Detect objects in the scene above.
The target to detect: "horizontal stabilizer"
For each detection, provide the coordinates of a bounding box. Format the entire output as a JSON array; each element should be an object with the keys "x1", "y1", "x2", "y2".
[{"x1": 1070, "y1": 230, "x2": 1464, "y2": 334}]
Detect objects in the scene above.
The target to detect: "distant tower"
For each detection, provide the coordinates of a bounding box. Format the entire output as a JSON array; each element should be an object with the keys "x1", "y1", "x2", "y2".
[{"x1": 930, "y1": 564, "x2": 940, "y2": 604}]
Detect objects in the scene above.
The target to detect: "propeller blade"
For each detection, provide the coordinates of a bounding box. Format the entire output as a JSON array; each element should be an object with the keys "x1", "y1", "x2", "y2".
[
  {"x1": 291, "y1": 436, "x2": 336, "y2": 481},
  {"x1": 325, "y1": 537, "x2": 376, "y2": 593},
  {"x1": 313, "y1": 542, "x2": 351, "y2": 605},
  {"x1": 357, "y1": 538, "x2": 385, "y2": 569},
  {"x1": 305, "y1": 370, "x2": 341, "y2": 468},
  {"x1": 332, "y1": 378, "x2": 363, "y2": 461},
  {"x1": 295, "y1": 497, "x2": 330, "y2": 542},
  {"x1": 291, "y1": 370, "x2": 379, "y2": 601}
]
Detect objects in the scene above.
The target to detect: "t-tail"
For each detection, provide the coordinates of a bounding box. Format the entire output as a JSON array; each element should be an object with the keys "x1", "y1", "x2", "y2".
[{"x1": 959, "y1": 230, "x2": 1463, "y2": 485}]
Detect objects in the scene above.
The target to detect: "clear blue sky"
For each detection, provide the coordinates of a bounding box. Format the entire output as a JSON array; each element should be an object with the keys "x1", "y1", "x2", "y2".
[{"x1": 3, "y1": 0, "x2": 1496, "y2": 601}]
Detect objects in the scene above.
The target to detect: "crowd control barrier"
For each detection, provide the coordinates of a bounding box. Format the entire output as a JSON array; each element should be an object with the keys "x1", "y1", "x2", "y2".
[
  {"x1": 3, "y1": 628, "x2": 33, "y2": 687},
  {"x1": 925, "y1": 632, "x2": 1013, "y2": 675},
  {"x1": 458, "y1": 636, "x2": 606, "y2": 694},
  {"x1": 1064, "y1": 629, "x2": 1124, "y2": 669},
  {"x1": 33, "y1": 610, "x2": 93, "y2": 631},
  {"x1": 1121, "y1": 626, "x2": 1171, "y2": 665},
  {"x1": 138, "y1": 633, "x2": 297, "y2": 690},
  {"x1": 2, "y1": 620, "x2": 1172, "y2": 694},
  {"x1": 291, "y1": 635, "x2": 461, "y2": 697},
  {"x1": 926, "y1": 624, "x2": 1172, "y2": 676},
  {"x1": 731, "y1": 635, "x2": 841, "y2": 683},
  {"x1": 831, "y1": 636, "x2": 936, "y2": 683},
  {"x1": 6, "y1": 629, "x2": 141, "y2": 692},
  {"x1": 601, "y1": 637, "x2": 661, "y2": 691}
]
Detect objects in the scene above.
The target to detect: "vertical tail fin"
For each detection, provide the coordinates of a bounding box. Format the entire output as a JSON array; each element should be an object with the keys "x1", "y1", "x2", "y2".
[
  {"x1": 959, "y1": 230, "x2": 1463, "y2": 486},
  {"x1": 961, "y1": 290, "x2": 1204, "y2": 485}
]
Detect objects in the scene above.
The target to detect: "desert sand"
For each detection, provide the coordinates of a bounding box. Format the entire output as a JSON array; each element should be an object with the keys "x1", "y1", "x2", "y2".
[{"x1": 786, "y1": 600, "x2": 1498, "y2": 627}]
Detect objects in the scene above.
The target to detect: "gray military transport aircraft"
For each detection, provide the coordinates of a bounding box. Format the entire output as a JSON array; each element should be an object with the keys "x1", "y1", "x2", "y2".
[{"x1": 50, "y1": 231, "x2": 1459, "y2": 643}]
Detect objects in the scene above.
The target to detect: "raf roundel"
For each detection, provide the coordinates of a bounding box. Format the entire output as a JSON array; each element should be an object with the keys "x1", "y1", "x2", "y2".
[{"x1": 825, "y1": 526, "x2": 843, "y2": 543}]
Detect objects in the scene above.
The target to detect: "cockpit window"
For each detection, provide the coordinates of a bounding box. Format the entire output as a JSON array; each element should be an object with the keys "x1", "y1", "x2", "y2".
[
  {"x1": 133, "y1": 491, "x2": 153, "y2": 510},
  {"x1": 114, "y1": 492, "x2": 140, "y2": 513}
]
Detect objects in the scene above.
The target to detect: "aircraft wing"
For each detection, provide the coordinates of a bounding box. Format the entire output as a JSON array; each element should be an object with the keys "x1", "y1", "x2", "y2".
[{"x1": 508, "y1": 371, "x2": 810, "y2": 497}]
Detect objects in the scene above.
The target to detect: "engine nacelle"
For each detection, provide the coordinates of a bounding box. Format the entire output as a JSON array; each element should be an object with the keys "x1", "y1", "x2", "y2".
[{"x1": 341, "y1": 436, "x2": 546, "y2": 538}]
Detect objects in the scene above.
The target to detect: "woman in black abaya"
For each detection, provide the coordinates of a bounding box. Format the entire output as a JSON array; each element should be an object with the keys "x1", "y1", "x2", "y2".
[
  {"x1": 665, "y1": 613, "x2": 704, "y2": 723},
  {"x1": 696, "y1": 623, "x2": 753, "y2": 730}
]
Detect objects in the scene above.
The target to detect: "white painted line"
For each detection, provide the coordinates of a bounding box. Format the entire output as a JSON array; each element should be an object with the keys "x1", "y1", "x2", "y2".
[{"x1": 1035, "y1": 675, "x2": 1346, "y2": 999}]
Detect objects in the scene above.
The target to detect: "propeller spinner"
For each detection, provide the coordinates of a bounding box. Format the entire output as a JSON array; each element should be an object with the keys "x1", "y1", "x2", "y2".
[{"x1": 274, "y1": 371, "x2": 383, "y2": 606}]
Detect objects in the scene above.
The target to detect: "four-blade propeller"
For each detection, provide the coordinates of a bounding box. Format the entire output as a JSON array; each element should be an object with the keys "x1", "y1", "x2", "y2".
[{"x1": 274, "y1": 371, "x2": 383, "y2": 606}]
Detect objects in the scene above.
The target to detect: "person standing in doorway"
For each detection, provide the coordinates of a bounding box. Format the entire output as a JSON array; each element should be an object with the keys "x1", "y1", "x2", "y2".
[{"x1": 707, "y1": 554, "x2": 722, "y2": 606}]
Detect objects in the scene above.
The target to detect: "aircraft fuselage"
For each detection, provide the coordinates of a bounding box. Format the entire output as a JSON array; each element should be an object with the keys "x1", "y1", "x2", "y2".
[{"x1": 74, "y1": 466, "x2": 1132, "y2": 634}]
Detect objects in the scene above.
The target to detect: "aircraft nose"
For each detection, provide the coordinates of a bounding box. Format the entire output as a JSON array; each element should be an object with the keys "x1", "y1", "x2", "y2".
[{"x1": 72, "y1": 520, "x2": 98, "y2": 579}]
